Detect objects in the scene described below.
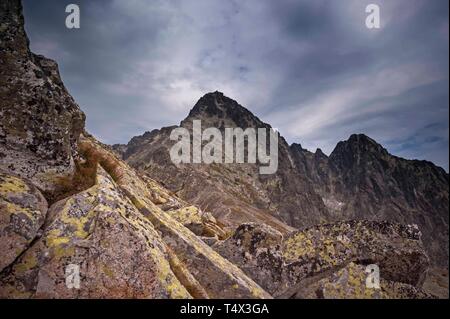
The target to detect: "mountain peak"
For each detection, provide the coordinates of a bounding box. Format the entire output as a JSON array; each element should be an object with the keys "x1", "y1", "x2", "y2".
[
  {"x1": 347, "y1": 133, "x2": 380, "y2": 146},
  {"x1": 329, "y1": 133, "x2": 389, "y2": 169},
  {"x1": 182, "y1": 91, "x2": 268, "y2": 129},
  {"x1": 333, "y1": 134, "x2": 387, "y2": 154}
]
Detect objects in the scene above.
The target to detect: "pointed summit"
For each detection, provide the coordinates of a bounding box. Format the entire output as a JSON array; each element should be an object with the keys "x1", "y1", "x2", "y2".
[
  {"x1": 182, "y1": 91, "x2": 269, "y2": 129},
  {"x1": 329, "y1": 134, "x2": 389, "y2": 170}
]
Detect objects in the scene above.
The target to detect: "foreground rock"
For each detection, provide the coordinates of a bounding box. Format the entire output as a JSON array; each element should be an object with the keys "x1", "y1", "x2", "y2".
[
  {"x1": 0, "y1": 0, "x2": 85, "y2": 195},
  {"x1": 0, "y1": 167, "x2": 192, "y2": 298},
  {"x1": 0, "y1": 171, "x2": 47, "y2": 272},
  {"x1": 293, "y1": 262, "x2": 433, "y2": 299},
  {"x1": 78, "y1": 135, "x2": 271, "y2": 299},
  {"x1": 213, "y1": 224, "x2": 284, "y2": 295},
  {"x1": 282, "y1": 220, "x2": 429, "y2": 290},
  {"x1": 214, "y1": 221, "x2": 430, "y2": 298}
]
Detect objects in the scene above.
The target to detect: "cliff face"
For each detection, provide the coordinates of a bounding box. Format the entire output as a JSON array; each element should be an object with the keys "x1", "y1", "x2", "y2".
[
  {"x1": 0, "y1": 0, "x2": 445, "y2": 299},
  {"x1": 118, "y1": 91, "x2": 449, "y2": 267},
  {"x1": 0, "y1": 1, "x2": 85, "y2": 197}
]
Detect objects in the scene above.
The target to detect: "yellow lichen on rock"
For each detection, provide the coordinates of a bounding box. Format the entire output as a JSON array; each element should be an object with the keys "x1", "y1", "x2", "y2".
[
  {"x1": 0, "y1": 171, "x2": 47, "y2": 272},
  {"x1": 1, "y1": 164, "x2": 194, "y2": 299},
  {"x1": 279, "y1": 220, "x2": 430, "y2": 297},
  {"x1": 282, "y1": 231, "x2": 316, "y2": 262},
  {"x1": 170, "y1": 206, "x2": 203, "y2": 225},
  {"x1": 78, "y1": 135, "x2": 272, "y2": 299},
  {"x1": 295, "y1": 262, "x2": 432, "y2": 299},
  {"x1": 0, "y1": 174, "x2": 29, "y2": 193}
]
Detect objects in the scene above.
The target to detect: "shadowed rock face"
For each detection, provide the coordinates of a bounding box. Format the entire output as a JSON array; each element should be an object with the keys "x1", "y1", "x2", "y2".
[
  {"x1": 292, "y1": 134, "x2": 448, "y2": 267},
  {"x1": 317, "y1": 134, "x2": 449, "y2": 268},
  {"x1": 0, "y1": 0, "x2": 85, "y2": 195},
  {"x1": 117, "y1": 91, "x2": 449, "y2": 267},
  {"x1": 213, "y1": 223, "x2": 285, "y2": 295}
]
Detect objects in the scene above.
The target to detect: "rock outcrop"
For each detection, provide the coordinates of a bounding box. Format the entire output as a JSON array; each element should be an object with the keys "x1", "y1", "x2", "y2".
[
  {"x1": 213, "y1": 221, "x2": 430, "y2": 298},
  {"x1": 0, "y1": 0, "x2": 85, "y2": 196},
  {"x1": 0, "y1": 171, "x2": 47, "y2": 272},
  {"x1": 281, "y1": 221, "x2": 429, "y2": 293},
  {"x1": 0, "y1": 167, "x2": 192, "y2": 298},
  {"x1": 78, "y1": 135, "x2": 271, "y2": 299},
  {"x1": 293, "y1": 262, "x2": 432, "y2": 299}
]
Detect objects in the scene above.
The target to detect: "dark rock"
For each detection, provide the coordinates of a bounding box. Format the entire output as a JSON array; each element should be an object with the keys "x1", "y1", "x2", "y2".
[{"x1": 0, "y1": 0, "x2": 85, "y2": 195}]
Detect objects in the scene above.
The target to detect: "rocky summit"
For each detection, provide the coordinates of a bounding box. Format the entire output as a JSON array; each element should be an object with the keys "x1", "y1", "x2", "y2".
[{"x1": 0, "y1": 0, "x2": 448, "y2": 299}]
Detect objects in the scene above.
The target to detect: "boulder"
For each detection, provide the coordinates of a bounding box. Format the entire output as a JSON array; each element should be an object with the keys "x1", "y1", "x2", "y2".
[
  {"x1": 281, "y1": 220, "x2": 430, "y2": 296},
  {"x1": 0, "y1": 171, "x2": 47, "y2": 272},
  {"x1": 213, "y1": 223, "x2": 284, "y2": 294},
  {"x1": 293, "y1": 262, "x2": 433, "y2": 299},
  {"x1": 212, "y1": 220, "x2": 430, "y2": 298}
]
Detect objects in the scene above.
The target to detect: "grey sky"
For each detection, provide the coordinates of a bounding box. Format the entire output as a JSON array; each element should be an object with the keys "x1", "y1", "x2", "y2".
[{"x1": 22, "y1": 0, "x2": 449, "y2": 170}]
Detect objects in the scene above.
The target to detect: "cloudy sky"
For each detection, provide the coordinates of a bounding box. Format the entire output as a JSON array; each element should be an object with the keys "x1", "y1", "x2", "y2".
[{"x1": 23, "y1": 0, "x2": 449, "y2": 170}]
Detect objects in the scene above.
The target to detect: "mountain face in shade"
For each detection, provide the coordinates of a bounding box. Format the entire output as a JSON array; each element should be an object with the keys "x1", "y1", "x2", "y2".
[{"x1": 116, "y1": 91, "x2": 449, "y2": 267}]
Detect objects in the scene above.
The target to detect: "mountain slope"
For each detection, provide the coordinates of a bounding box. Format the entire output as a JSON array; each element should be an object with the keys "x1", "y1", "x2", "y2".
[
  {"x1": 117, "y1": 92, "x2": 332, "y2": 234},
  {"x1": 117, "y1": 91, "x2": 449, "y2": 267}
]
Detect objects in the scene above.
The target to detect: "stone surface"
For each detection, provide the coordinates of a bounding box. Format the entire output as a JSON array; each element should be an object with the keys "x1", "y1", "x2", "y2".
[
  {"x1": 0, "y1": 0, "x2": 85, "y2": 195},
  {"x1": 281, "y1": 220, "x2": 429, "y2": 292},
  {"x1": 78, "y1": 135, "x2": 272, "y2": 299},
  {"x1": 213, "y1": 220, "x2": 430, "y2": 298},
  {"x1": 213, "y1": 223, "x2": 284, "y2": 294},
  {"x1": 0, "y1": 171, "x2": 47, "y2": 272},
  {"x1": 0, "y1": 167, "x2": 192, "y2": 299},
  {"x1": 142, "y1": 175, "x2": 228, "y2": 239},
  {"x1": 294, "y1": 262, "x2": 433, "y2": 299}
]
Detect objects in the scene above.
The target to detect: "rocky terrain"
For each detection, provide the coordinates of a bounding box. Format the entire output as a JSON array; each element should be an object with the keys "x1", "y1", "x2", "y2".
[
  {"x1": 116, "y1": 92, "x2": 449, "y2": 269},
  {"x1": 0, "y1": 0, "x2": 448, "y2": 299}
]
